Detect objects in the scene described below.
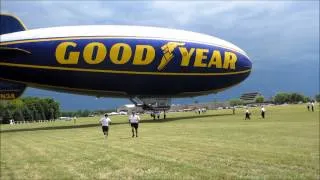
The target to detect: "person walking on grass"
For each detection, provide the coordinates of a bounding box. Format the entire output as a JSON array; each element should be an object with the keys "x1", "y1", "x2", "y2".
[
  {"x1": 129, "y1": 111, "x2": 140, "y2": 138},
  {"x1": 311, "y1": 101, "x2": 315, "y2": 112},
  {"x1": 261, "y1": 106, "x2": 266, "y2": 119},
  {"x1": 100, "y1": 113, "x2": 111, "y2": 138},
  {"x1": 245, "y1": 108, "x2": 251, "y2": 120}
]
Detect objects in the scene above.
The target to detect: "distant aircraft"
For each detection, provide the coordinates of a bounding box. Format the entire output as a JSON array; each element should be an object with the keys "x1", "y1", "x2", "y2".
[{"x1": 0, "y1": 14, "x2": 252, "y2": 111}]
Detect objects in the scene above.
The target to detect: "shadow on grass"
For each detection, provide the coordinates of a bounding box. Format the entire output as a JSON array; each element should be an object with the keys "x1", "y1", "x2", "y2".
[
  {"x1": 141, "y1": 113, "x2": 232, "y2": 123},
  {"x1": 0, "y1": 113, "x2": 232, "y2": 133}
]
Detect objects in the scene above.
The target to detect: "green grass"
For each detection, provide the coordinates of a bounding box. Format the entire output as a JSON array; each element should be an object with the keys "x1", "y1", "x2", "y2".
[{"x1": 1, "y1": 104, "x2": 319, "y2": 180}]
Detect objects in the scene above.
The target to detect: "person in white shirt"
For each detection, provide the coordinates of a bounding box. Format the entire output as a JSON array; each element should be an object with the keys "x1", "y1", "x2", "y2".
[
  {"x1": 261, "y1": 106, "x2": 266, "y2": 119},
  {"x1": 311, "y1": 102, "x2": 315, "y2": 112},
  {"x1": 245, "y1": 108, "x2": 251, "y2": 120},
  {"x1": 129, "y1": 111, "x2": 140, "y2": 138},
  {"x1": 100, "y1": 114, "x2": 111, "y2": 137}
]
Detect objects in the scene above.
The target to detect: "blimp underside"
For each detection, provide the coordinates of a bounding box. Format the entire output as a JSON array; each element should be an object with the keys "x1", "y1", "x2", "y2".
[{"x1": 0, "y1": 14, "x2": 252, "y2": 110}]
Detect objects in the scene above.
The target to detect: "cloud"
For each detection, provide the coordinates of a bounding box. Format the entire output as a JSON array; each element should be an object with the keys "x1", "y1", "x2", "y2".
[
  {"x1": 1, "y1": 0, "x2": 319, "y2": 108},
  {"x1": 1, "y1": 1, "x2": 114, "y2": 27},
  {"x1": 149, "y1": 1, "x2": 290, "y2": 26},
  {"x1": 146, "y1": 1, "x2": 319, "y2": 67},
  {"x1": 2, "y1": 0, "x2": 318, "y2": 65}
]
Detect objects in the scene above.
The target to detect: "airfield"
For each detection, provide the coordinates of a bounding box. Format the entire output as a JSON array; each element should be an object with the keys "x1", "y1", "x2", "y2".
[{"x1": 0, "y1": 104, "x2": 319, "y2": 180}]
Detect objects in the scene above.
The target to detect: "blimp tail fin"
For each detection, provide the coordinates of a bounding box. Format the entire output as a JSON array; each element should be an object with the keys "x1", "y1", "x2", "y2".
[
  {"x1": 0, "y1": 80, "x2": 27, "y2": 100},
  {"x1": 0, "y1": 14, "x2": 27, "y2": 35}
]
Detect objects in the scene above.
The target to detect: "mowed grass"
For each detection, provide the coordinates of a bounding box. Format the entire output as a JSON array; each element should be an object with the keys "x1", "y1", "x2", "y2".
[{"x1": 0, "y1": 104, "x2": 319, "y2": 180}]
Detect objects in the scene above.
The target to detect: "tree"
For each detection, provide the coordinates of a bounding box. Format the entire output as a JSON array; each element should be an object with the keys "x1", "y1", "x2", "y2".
[
  {"x1": 0, "y1": 97, "x2": 61, "y2": 123},
  {"x1": 39, "y1": 99, "x2": 50, "y2": 120},
  {"x1": 289, "y1": 93, "x2": 305, "y2": 103},
  {"x1": 2, "y1": 109, "x2": 13, "y2": 124},
  {"x1": 22, "y1": 97, "x2": 43, "y2": 120},
  {"x1": 22, "y1": 106, "x2": 33, "y2": 121},
  {"x1": 316, "y1": 94, "x2": 320, "y2": 102},
  {"x1": 42, "y1": 98, "x2": 60, "y2": 120},
  {"x1": 49, "y1": 100, "x2": 60, "y2": 119},
  {"x1": 60, "y1": 111, "x2": 74, "y2": 117},
  {"x1": 274, "y1": 92, "x2": 310, "y2": 104},
  {"x1": 12, "y1": 109, "x2": 25, "y2": 122},
  {"x1": 255, "y1": 96, "x2": 264, "y2": 103},
  {"x1": 22, "y1": 97, "x2": 60, "y2": 120},
  {"x1": 76, "y1": 110, "x2": 83, "y2": 117},
  {"x1": 274, "y1": 93, "x2": 290, "y2": 104},
  {"x1": 229, "y1": 99, "x2": 244, "y2": 106},
  {"x1": 5, "y1": 99, "x2": 25, "y2": 122},
  {"x1": 0, "y1": 102, "x2": 6, "y2": 118},
  {"x1": 303, "y1": 96, "x2": 311, "y2": 103},
  {"x1": 82, "y1": 109, "x2": 91, "y2": 117},
  {"x1": 33, "y1": 101, "x2": 46, "y2": 120}
]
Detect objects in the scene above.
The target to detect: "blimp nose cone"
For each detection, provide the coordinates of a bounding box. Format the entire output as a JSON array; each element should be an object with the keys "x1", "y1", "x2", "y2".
[
  {"x1": 233, "y1": 50, "x2": 252, "y2": 73},
  {"x1": 243, "y1": 55, "x2": 252, "y2": 69},
  {"x1": 217, "y1": 38, "x2": 252, "y2": 72},
  {"x1": 230, "y1": 42, "x2": 252, "y2": 72}
]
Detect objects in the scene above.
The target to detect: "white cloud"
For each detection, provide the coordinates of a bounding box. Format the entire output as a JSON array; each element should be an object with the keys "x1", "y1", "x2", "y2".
[
  {"x1": 1, "y1": 0, "x2": 319, "y2": 66},
  {"x1": 149, "y1": 1, "x2": 291, "y2": 26},
  {"x1": 1, "y1": 0, "x2": 318, "y2": 106},
  {"x1": 1, "y1": 1, "x2": 114, "y2": 27}
]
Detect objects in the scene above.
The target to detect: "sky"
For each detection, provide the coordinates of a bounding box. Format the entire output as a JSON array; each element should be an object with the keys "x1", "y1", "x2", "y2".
[{"x1": 1, "y1": 1, "x2": 319, "y2": 111}]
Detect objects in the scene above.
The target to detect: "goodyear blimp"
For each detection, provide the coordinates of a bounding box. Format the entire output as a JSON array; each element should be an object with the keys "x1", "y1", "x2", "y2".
[{"x1": 0, "y1": 14, "x2": 252, "y2": 110}]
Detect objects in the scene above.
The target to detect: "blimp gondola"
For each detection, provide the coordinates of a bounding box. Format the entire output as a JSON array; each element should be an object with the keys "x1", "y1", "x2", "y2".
[{"x1": 0, "y1": 14, "x2": 252, "y2": 111}]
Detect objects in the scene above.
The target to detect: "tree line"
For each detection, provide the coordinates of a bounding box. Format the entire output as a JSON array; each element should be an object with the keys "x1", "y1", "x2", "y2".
[
  {"x1": 60, "y1": 109, "x2": 114, "y2": 118},
  {"x1": 1, "y1": 92, "x2": 318, "y2": 124},
  {"x1": 273, "y1": 92, "x2": 315, "y2": 104},
  {"x1": 0, "y1": 97, "x2": 60, "y2": 123},
  {"x1": 229, "y1": 92, "x2": 318, "y2": 106},
  {"x1": 0, "y1": 97, "x2": 115, "y2": 123}
]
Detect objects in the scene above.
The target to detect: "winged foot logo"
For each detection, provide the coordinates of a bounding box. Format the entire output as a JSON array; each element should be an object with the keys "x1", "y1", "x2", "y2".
[{"x1": 158, "y1": 42, "x2": 185, "y2": 71}]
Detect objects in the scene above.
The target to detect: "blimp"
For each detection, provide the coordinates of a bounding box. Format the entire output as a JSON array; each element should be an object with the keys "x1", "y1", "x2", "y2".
[{"x1": 0, "y1": 14, "x2": 252, "y2": 111}]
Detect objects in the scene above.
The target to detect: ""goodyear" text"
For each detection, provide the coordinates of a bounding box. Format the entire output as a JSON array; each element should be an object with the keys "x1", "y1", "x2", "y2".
[
  {"x1": 0, "y1": 93, "x2": 16, "y2": 99},
  {"x1": 55, "y1": 41, "x2": 238, "y2": 71}
]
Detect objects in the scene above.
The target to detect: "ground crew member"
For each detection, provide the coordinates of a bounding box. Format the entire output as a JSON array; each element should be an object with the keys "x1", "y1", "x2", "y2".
[
  {"x1": 245, "y1": 108, "x2": 251, "y2": 120},
  {"x1": 100, "y1": 113, "x2": 111, "y2": 138},
  {"x1": 129, "y1": 111, "x2": 140, "y2": 137},
  {"x1": 261, "y1": 106, "x2": 266, "y2": 119}
]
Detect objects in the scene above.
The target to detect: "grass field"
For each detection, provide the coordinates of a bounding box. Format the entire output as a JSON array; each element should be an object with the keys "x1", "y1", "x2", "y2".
[{"x1": 0, "y1": 104, "x2": 319, "y2": 180}]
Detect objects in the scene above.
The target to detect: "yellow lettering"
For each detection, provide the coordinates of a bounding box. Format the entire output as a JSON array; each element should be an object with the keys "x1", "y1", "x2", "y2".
[
  {"x1": 208, "y1": 50, "x2": 222, "y2": 68},
  {"x1": 110, "y1": 43, "x2": 132, "y2": 64},
  {"x1": 179, "y1": 47, "x2": 195, "y2": 66},
  {"x1": 223, "y1": 52, "x2": 237, "y2": 69},
  {"x1": 55, "y1": 42, "x2": 79, "y2": 64},
  {"x1": 194, "y1": 49, "x2": 208, "y2": 67},
  {"x1": 0, "y1": 93, "x2": 15, "y2": 99},
  {"x1": 133, "y1": 45, "x2": 155, "y2": 65},
  {"x1": 83, "y1": 42, "x2": 107, "y2": 64}
]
